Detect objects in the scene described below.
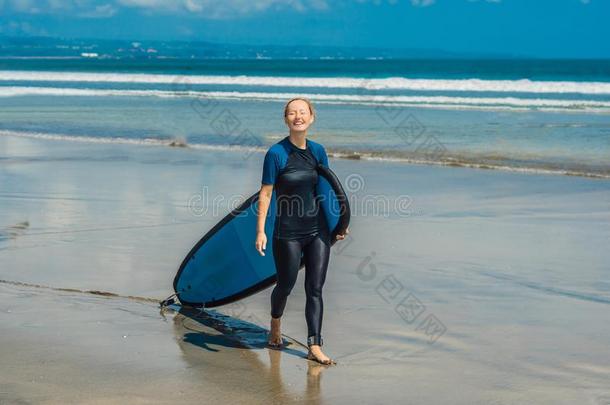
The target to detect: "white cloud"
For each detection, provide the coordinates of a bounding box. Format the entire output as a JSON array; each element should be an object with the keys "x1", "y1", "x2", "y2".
[
  {"x1": 79, "y1": 3, "x2": 117, "y2": 17},
  {"x1": 184, "y1": 0, "x2": 203, "y2": 13},
  {"x1": 411, "y1": 0, "x2": 435, "y2": 6},
  {"x1": 116, "y1": 0, "x2": 328, "y2": 16},
  {"x1": 356, "y1": 0, "x2": 434, "y2": 6},
  {"x1": 116, "y1": 0, "x2": 168, "y2": 8},
  {"x1": 5, "y1": 0, "x2": 505, "y2": 18},
  {"x1": 0, "y1": 20, "x2": 48, "y2": 35},
  {"x1": 2, "y1": 0, "x2": 85, "y2": 14},
  {"x1": 0, "y1": 0, "x2": 331, "y2": 16},
  {"x1": 6, "y1": 0, "x2": 41, "y2": 13}
]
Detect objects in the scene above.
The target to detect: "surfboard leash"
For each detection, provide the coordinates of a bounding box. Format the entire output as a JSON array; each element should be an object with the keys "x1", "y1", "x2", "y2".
[{"x1": 159, "y1": 293, "x2": 178, "y2": 308}]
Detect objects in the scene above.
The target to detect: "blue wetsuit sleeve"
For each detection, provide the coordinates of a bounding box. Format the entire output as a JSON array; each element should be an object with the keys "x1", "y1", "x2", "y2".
[
  {"x1": 261, "y1": 150, "x2": 278, "y2": 185},
  {"x1": 319, "y1": 146, "x2": 329, "y2": 168}
]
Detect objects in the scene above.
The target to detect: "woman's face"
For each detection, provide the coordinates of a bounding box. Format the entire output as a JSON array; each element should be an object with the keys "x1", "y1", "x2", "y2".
[{"x1": 284, "y1": 99, "x2": 314, "y2": 132}]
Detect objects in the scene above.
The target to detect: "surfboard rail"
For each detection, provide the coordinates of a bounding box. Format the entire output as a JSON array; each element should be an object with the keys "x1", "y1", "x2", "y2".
[{"x1": 173, "y1": 165, "x2": 350, "y2": 308}]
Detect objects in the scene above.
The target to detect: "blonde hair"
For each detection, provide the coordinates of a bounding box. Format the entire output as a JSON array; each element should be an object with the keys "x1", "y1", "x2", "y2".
[{"x1": 283, "y1": 97, "x2": 315, "y2": 118}]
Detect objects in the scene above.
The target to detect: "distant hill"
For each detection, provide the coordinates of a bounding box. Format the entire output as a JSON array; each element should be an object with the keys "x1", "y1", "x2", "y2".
[{"x1": 0, "y1": 36, "x2": 516, "y2": 60}]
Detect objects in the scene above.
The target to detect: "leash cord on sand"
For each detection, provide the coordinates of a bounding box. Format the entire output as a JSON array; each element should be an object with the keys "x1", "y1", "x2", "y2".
[
  {"x1": 0, "y1": 278, "x2": 161, "y2": 303},
  {"x1": 0, "y1": 278, "x2": 309, "y2": 350}
]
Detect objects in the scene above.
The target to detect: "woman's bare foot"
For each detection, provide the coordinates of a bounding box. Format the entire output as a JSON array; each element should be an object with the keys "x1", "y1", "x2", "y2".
[
  {"x1": 307, "y1": 345, "x2": 336, "y2": 365},
  {"x1": 267, "y1": 317, "x2": 283, "y2": 348}
]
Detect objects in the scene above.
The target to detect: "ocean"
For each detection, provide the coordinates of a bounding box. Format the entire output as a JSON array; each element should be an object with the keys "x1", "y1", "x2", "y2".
[
  {"x1": 1, "y1": 58, "x2": 609, "y2": 178},
  {"x1": 2, "y1": 57, "x2": 610, "y2": 403}
]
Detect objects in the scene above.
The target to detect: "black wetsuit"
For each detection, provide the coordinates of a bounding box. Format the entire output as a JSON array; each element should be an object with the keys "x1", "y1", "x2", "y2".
[{"x1": 261, "y1": 136, "x2": 331, "y2": 346}]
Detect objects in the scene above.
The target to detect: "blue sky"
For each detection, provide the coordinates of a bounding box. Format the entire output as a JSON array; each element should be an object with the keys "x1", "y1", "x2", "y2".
[{"x1": 0, "y1": 0, "x2": 608, "y2": 58}]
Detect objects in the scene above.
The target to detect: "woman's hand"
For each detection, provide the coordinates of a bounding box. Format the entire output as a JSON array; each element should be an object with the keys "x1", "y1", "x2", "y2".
[
  {"x1": 335, "y1": 227, "x2": 349, "y2": 241},
  {"x1": 255, "y1": 231, "x2": 267, "y2": 256}
]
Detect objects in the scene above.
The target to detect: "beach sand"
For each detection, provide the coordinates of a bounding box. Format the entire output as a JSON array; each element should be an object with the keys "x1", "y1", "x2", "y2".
[{"x1": 1, "y1": 134, "x2": 610, "y2": 404}]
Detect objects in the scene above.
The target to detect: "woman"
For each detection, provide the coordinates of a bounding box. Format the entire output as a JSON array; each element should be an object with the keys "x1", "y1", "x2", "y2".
[{"x1": 255, "y1": 97, "x2": 348, "y2": 365}]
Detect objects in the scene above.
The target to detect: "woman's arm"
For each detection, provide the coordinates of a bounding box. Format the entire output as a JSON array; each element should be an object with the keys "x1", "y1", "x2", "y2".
[{"x1": 255, "y1": 183, "x2": 274, "y2": 256}]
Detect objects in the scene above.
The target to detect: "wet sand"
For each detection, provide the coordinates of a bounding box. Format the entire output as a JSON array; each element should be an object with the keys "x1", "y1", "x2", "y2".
[
  {"x1": 1, "y1": 134, "x2": 610, "y2": 404},
  {"x1": 1, "y1": 283, "x2": 330, "y2": 404}
]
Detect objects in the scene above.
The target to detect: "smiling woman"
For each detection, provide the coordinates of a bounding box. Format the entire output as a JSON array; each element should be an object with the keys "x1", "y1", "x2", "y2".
[{"x1": 255, "y1": 97, "x2": 349, "y2": 365}]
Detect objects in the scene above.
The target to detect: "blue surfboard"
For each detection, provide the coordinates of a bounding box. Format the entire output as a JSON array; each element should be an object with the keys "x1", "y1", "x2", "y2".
[{"x1": 172, "y1": 165, "x2": 350, "y2": 308}]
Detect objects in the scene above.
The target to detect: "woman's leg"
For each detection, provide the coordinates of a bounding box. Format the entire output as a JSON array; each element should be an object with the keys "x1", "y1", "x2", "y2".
[
  {"x1": 302, "y1": 232, "x2": 331, "y2": 346},
  {"x1": 270, "y1": 237, "x2": 303, "y2": 319}
]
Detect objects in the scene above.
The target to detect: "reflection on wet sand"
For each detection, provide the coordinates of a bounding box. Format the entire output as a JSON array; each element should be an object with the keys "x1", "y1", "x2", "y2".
[{"x1": 171, "y1": 306, "x2": 330, "y2": 403}]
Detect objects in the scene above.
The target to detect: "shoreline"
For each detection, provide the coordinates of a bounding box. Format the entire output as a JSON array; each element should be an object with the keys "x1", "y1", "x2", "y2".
[{"x1": 2, "y1": 129, "x2": 609, "y2": 180}]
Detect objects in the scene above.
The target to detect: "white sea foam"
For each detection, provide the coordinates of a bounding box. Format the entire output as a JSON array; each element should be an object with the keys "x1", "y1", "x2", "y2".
[
  {"x1": 1, "y1": 70, "x2": 610, "y2": 95},
  {"x1": 1, "y1": 86, "x2": 609, "y2": 113}
]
